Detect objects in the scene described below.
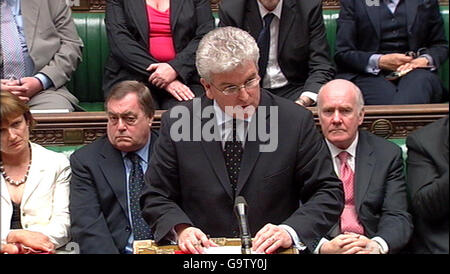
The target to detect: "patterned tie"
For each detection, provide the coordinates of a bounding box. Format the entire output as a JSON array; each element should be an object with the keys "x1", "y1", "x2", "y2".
[
  {"x1": 337, "y1": 151, "x2": 365, "y2": 235},
  {"x1": 223, "y1": 119, "x2": 244, "y2": 196},
  {"x1": 257, "y1": 13, "x2": 275, "y2": 79},
  {"x1": 127, "y1": 152, "x2": 153, "y2": 241},
  {"x1": 1, "y1": 0, "x2": 26, "y2": 80}
]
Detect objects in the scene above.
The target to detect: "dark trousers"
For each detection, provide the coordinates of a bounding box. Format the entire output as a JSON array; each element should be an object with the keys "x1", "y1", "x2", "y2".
[{"x1": 350, "y1": 69, "x2": 445, "y2": 105}]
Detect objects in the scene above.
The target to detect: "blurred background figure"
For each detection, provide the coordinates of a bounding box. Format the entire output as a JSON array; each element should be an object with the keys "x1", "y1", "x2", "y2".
[
  {"x1": 335, "y1": 0, "x2": 448, "y2": 104},
  {"x1": 406, "y1": 115, "x2": 449, "y2": 254},
  {"x1": 103, "y1": 0, "x2": 215, "y2": 109},
  {"x1": 0, "y1": 0, "x2": 83, "y2": 111}
]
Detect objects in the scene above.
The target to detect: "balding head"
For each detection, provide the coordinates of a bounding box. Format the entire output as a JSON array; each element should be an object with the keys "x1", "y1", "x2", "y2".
[
  {"x1": 317, "y1": 80, "x2": 365, "y2": 149},
  {"x1": 317, "y1": 79, "x2": 364, "y2": 112}
]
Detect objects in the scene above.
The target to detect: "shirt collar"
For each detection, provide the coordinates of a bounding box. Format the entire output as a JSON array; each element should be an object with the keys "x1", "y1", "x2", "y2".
[
  {"x1": 257, "y1": 0, "x2": 283, "y2": 20},
  {"x1": 325, "y1": 132, "x2": 359, "y2": 160},
  {"x1": 121, "y1": 134, "x2": 152, "y2": 163}
]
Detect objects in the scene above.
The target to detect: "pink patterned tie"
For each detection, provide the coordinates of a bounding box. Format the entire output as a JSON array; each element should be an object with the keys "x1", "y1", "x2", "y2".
[
  {"x1": 338, "y1": 151, "x2": 365, "y2": 235},
  {"x1": 1, "y1": 0, "x2": 26, "y2": 79}
]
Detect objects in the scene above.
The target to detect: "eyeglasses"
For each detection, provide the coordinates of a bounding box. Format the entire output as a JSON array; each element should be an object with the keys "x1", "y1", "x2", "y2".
[{"x1": 209, "y1": 76, "x2": 260, "y2": 96}]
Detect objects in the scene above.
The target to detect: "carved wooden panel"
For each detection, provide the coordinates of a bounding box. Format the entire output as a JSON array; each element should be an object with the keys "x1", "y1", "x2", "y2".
[{"x1": 30, "y1": 105, "x2": 448, "y2": 147}]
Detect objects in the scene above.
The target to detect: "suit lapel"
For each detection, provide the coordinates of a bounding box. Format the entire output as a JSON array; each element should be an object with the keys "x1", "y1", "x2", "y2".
[
  {"x1": 21, "y1": 0, "x2": 41, "y2": 51},
  {"x1": 405, "y1": 0, "x2": 419, "y2": 33},
  {"x1": 129, "y1": 0, "x2": 149, "y2": 49},
  {"x1": 354, "y1": 131, "x2": 375, "y2": 212},
  {"x1": 20, "y1": 144, "x2": 42, "y2": 206},
  {"x1": 365, "y1": 1, "x2": 381, "y2": 38},
  {"x1": 170, "y1": 0, "x2": 182, "y2": 33},
  {"x1": 277, "y1": 0, "x2": 296, "y2": 55},
  {"x1": 99, "y1": 139, "x2": 129, "y2": 218},
  {"x1": 198, "y1": 97, "x2": 235, "y2": 200},
  {"x1": 245, "y1": 0, "x2": 263, "y2": 40}
]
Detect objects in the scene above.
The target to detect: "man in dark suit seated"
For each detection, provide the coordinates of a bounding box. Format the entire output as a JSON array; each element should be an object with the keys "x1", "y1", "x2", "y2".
[
  {"x1": 406, "y1": 115, "x2": 449, "y2": 254},
  {"x1": 316, "y1": 79, "x2": 413, "y2": 254},
  {"x1": 140, "y1": 26, "x2": 344, "y2": 254},
  {"x1": 218, "y1": 0, "x2": 335, "y2": 107},
  {"x1": 69, "y1": 81, "x2": 158, "y2": 253},
  {"x1": 335, "y1": 0, "x2": 448, "y2": 105}
]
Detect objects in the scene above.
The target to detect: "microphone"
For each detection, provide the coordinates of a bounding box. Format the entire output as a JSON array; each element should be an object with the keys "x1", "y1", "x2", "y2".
[{"x1": 234, "y1": 196, "x2": 252, "y2": 254}]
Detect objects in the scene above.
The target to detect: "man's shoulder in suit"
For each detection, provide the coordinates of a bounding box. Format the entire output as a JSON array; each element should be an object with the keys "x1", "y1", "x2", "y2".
[
  {"x1": 359, "y1": 129, "x2": 403, "y2": 157},
  {"x1": 70, "y1": 135, "x2": 110, "y2": 160}
]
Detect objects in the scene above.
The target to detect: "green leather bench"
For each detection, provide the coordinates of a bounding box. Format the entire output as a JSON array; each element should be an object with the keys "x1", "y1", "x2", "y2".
[{"x1": 67, "y1": 7, "x2": 449, "y2": 111}]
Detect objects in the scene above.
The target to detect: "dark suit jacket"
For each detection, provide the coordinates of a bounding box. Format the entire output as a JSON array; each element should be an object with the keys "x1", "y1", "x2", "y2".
[
  {"x1": 218, "y1": 0, "x2": 335, "y2": 94},
  {"x1": 406, "y1": 116, "x2": 449, "y2": 254},
  {"x1": 69, "y1": 132, "x2": 158, "y2": 254},
  {"x1": 327, "y1": 130, "x2": 413, "y2": 253},
  {"x1": 103, "y1": 0, "x2": 215, "y2": 96},
  {"x1": 335, "y1": 0, "x2": 448, "y2": 79},
  {"x1": 140, "y1": 91, "x2": 344, "y2": 252}
]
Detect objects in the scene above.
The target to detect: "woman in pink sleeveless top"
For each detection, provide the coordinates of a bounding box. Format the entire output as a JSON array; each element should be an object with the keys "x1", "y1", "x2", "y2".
[{"x1": 104, "y1": 0, "x2": 215, "y2": 109}]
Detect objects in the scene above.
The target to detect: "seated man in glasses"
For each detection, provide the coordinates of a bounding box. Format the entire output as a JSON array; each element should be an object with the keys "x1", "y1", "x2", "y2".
[
  {"x1": 140, "y1": 27, "x2": 344, "y2": 254},
  {"x1": 335, "y1": 0, "x2": 448, "y2": 105}
]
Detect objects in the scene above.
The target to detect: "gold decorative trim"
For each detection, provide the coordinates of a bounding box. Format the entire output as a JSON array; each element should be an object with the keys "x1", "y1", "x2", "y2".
[{"x1": 133, "y1": 238, "x2": 298, "y2": 254}]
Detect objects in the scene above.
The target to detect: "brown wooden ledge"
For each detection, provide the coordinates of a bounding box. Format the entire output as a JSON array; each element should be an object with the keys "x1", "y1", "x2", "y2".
[{"x1": 30, "y1": 104, "x2": 448, "y2": 147}]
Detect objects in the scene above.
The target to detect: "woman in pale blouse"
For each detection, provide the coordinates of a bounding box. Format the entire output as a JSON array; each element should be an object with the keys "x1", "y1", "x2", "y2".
[
  {"x1": 0, "y1": 92, "x2": 71, "y2": 254},
  {"x1": 104, "y1": 0, "x2": 215, "y2": 109}
]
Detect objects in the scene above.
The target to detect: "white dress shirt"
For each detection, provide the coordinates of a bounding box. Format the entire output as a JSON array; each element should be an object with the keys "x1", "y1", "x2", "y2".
[{"x1": 256, "y1": 0, "x2": 317, "y2": 102}]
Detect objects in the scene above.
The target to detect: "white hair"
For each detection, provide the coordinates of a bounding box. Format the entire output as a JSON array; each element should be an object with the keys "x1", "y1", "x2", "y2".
[{"x1": 196, "y1": 27, "x2": 260, "y2": 82}]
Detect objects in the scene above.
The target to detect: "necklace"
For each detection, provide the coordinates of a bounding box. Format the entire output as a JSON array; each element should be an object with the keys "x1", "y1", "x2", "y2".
[{"x1": 0, "y1": 146, "x2": 32, "y2": 186}]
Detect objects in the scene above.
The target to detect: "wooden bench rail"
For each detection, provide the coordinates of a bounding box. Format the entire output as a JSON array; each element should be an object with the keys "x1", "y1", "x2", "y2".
[{"x1": 30, "y1": 104, "x2": 448, "y2": 147}]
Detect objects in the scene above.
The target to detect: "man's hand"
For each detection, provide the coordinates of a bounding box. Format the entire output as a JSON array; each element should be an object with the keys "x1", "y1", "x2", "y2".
[
  {"x1": 165, "y1": 80, "x2": 195, "y2": 101},
  {"x1": 379, "y1": 53, "x2": 413, "y2": 71},
  {"x1": 175, "y1": 224, "x2": 217, "y2": 254},
  {"x1": 295, "y1": 96, "x2": 313, "y2": 107},
  {"x1": 320, "y1": 233, "x2": 382, "y2": 254},
  {"x1": 1, "y1": 77, "x2": 43, "y2": 102},
  {"x1": 147, "y1": 63, "x2": 178, "y2": 89},
  {"x1": 396, "y1": 57, "x2": 430, "y2": 72},
  {"x1": 252, "y1": 224, "x2": 292, "y2": 254}
]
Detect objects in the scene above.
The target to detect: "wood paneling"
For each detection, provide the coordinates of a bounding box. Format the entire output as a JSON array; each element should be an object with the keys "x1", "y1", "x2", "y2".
[{"x1": 30, "y1": 104, "x2": 449, "y2": 147}]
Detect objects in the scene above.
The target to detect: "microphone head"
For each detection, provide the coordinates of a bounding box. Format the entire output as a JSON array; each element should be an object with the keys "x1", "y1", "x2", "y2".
[
  {"x1": 234, "y1": 196, "x2": 248, "y2": 216},
  {"x1": 234, "y1": 196, "x2": 248, "y2": 207}
]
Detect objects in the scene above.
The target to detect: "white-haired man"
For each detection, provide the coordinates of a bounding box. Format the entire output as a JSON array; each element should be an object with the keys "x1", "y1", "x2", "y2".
[{"x1": 141, "y1": 27, "x2": 344, "y2": 254}]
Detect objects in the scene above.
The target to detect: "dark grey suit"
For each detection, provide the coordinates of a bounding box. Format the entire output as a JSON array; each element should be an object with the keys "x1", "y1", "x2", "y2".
[
  {"x1": 69, "y1": 132, "x2": 158, "y2": 254},
  {"x1": 140, "y1": 91, "x2": 344, "y2": 252},
  {"x1": 350, "y1": 130, "x2": 412, "y2": 253},
  {"x1": 406, "y1": 116, "x2": 449, "y2": 254}
]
